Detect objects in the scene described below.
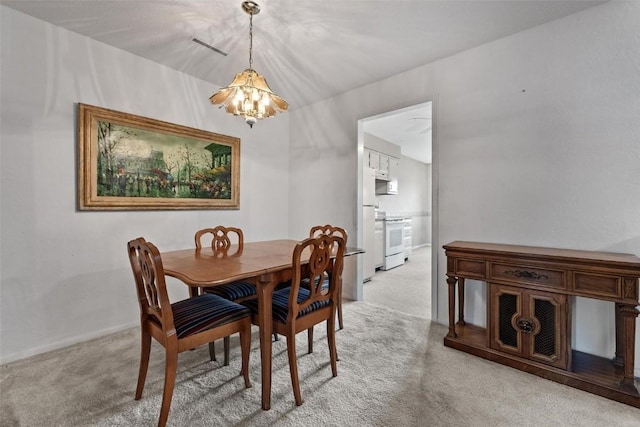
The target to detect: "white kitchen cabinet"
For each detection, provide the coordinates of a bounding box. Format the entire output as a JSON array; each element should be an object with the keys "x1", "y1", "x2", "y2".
[
  {"x1": 367, "y1": 149, "x2": 379, "y2": 170},
  {"x1": 388, "y1": 157, "x2": 399, "y2": 181},
  {"x1": 377, "y1": 155, "x2": 389, "y2": 180},
  {"x1": 364, "y1": 148, "x2": 395, "y2": 181}
]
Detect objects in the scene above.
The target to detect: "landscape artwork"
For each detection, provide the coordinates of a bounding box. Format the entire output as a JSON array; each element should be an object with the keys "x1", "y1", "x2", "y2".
[{"x1": 78, "y1": 104, "x2": 240, "y2": 210}]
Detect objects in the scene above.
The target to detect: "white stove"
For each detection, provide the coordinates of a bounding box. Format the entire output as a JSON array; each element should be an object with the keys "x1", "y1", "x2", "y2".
[{"x1": 381, "y1": 216, "x2": 405, "y2": 270}]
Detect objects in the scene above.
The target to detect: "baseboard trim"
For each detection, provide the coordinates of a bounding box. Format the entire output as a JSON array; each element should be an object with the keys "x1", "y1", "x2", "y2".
[
  {"x1": 412, "y1": 243, "x2": 431, "y2": 249},
  {"x1": 1, "y1": 321, "x2": 138, "y2": 364}
]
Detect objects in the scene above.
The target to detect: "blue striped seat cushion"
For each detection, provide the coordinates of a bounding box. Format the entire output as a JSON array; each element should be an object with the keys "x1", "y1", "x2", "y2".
[
  {"x1": 300, "y1": 273, "x2": 330, "y2": 291},
  {"x1": 204, "y1": 281, "x2": 257, "y2": 301},
  {"x1": 242, "y1": 287, "x2": 330, "y2": 323},
  {"x1": 171, "y1": 294, "x2": 251, "y2": 338}
]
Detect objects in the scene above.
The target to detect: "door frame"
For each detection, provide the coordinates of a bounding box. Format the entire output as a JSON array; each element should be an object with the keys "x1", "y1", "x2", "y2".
[{"x1": 355, "y1": 98, "x2": 439, "y2": 322}]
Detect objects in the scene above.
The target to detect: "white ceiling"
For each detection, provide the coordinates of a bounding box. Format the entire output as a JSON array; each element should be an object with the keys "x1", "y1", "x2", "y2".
[
  {"x1": 364, "y1": 102, "x2": 433, "y2": 164},
  {"x1": 2, "y1": 0, "x2": 604, "y2": 161}
]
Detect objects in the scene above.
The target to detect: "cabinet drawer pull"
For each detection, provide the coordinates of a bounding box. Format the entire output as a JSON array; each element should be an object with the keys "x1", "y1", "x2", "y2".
[{"x1": 504, "y1": 269, "x2": 550, "y2": 280}]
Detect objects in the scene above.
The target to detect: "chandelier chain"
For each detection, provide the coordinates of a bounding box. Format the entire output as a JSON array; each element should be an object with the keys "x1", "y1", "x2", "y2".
[{"x1": 248, "y1": 11, "x2": 253, "y2": 69}]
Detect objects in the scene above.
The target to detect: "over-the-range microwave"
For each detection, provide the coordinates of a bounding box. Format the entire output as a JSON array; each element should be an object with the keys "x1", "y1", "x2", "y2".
[{"x1": 375, "y1": 178, "x2": 398, "y2": 195}]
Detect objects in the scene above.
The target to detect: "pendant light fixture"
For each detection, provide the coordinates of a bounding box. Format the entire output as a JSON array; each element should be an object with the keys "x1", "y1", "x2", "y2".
[{"x1": 210, "y1": 1, "x2": 288, "y2": 128}]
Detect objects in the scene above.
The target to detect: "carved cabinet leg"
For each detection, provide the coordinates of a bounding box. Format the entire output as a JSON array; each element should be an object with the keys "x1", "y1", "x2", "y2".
[
  {"x1": 619, "y1": 304, "x2": 639, "y2": 391},
  {"x1": 613, "y1": 302, "x2": 624, "y2": 367},
  {"x1": 447, "y1": 276, "x2": 458, "y2": 338},
  {"x1": 457, "y1": 278, "x2": 466, "y2": 325}
]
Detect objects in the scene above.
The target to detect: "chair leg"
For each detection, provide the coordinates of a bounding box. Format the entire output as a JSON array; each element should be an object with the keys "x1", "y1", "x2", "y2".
[
  {"x1": 223, "y1": 336, "x2": 230, "y2": 366},
  {"x1": 337, "y1": 293, "x2": 344, "y2": 330},
  {"x1": 327, "y1": 317, "x2": 338, "y2": 377},
  {"x1": 135, "y1": 328, "x2": 152, "y2": 400},
  {"x1": 307, "y1": 327, "x2": 314, "y2": 354},
  {"x1": 208, "y1": 341, "x2": 217, "y2": 362},
  {"x1": 286, "y1": 332, "x2": 303, "y2": 406},
  {"x1": 158, "y1": 345, "x2": 178, "y2": 427},
  {"x1": 239, "y1": 321, "x2": 252, "y2": 388}
]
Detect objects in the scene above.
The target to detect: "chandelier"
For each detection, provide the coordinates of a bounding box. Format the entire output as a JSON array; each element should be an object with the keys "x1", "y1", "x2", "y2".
[{"x1": 210, "y1": 1, "x2": 288, "y2": 128}]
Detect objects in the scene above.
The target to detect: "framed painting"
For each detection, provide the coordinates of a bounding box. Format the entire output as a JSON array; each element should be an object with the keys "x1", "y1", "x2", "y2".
[{"x1": 78, "y1": 103, "x2": 240, "y2": 210}]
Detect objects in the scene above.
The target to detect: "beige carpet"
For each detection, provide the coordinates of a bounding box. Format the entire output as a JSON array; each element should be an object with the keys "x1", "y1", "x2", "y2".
[
  {"x1": 364, "y1": 245, "x2": 431, "y2": 319},
  {"x1": 1, "y1": 300, "x2": 639, "y2": 426}
]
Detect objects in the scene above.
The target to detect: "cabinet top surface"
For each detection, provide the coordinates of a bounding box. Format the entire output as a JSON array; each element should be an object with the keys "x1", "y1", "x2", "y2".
[{"x1": 443, "y1": 241, "x2": 640, "y2": 268}]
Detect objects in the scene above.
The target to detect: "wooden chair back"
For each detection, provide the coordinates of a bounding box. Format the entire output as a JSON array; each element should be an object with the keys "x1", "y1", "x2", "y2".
[
  {"x1": 309, "y1": 224, "x2": 348, "y2": 246},
  {"x1": 195, "y1": 226, "x2": 244, "y2": 255},
  {"x1": 128, "y1": 237, "x2": 174, "y2": 332}
]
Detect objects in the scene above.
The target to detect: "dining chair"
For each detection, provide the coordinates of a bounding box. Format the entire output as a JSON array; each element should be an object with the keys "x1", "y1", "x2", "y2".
[
  {"x1": 128, "y1": 237, "x2": 252, "y2": 427},
  {"x1": 243, "y1": 233, "x2": 345, "y2": 406},
  {"x1": 195, "y1": 226, "x2": 259, "y2": 365},
  {"x1": 305, "y1": 225, "x2": 347, "y2": 353}
]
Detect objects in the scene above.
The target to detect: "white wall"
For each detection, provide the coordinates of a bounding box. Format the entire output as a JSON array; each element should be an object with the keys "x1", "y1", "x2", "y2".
[
  {"x1": 0, "y1": 6, "x2": 290, "y2": 362},
  {"x1": 289, "y1": 1, "x2": 640, "y2": 374}
]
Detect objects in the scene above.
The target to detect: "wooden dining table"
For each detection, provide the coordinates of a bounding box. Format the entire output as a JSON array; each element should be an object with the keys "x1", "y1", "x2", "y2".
[{"x1": 160, "y1": 239, "x2": 307, "y2": 410}]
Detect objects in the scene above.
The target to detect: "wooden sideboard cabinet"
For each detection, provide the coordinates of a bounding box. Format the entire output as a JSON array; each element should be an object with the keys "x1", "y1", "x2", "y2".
[{"x1": 443, "y1": 241, "x2": 640, "y2": 408}]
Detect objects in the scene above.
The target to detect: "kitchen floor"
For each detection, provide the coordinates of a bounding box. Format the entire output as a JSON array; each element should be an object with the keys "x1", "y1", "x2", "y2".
[{"x1": 364, "y1": 245, "x2": 431, "y2": 319}]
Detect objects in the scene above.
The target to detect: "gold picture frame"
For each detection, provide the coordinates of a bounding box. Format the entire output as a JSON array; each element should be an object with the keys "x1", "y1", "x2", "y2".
[{"x1": 78, "y1": 103, "x2": 240, "y2": 210}]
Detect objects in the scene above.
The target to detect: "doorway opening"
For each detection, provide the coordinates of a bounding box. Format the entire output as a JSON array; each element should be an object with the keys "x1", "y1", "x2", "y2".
[{"x1": 356, "y1": 101, "x2": 435, "y2": 320}]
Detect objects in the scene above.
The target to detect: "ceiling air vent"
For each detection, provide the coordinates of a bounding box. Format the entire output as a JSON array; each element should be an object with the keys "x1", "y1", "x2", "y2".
[{"x1": 192, "y1": 38, "x2": 228, "y2": 56}]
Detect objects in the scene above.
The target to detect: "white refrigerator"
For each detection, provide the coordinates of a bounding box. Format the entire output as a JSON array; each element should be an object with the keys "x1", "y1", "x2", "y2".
[{"x1": 363, "y1": 166, "x2": 376, "y2": 281}]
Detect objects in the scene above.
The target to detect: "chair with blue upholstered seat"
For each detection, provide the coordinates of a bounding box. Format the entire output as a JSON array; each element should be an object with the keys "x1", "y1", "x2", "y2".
[
  {"x1": 194, "y1": 226, "x2": 257, "y2": 365},
  {"x1": 305, "y1": 225, "x2": 347, "y2": 353},
  {"x1": 127, "y1": 237, "x2": 252, "y2": 427},
  {"x1": 308, "y1": 225, "x2": 347, "y2": 329},
  {"x1": 243, "y1": 233, "x2": 345, "y2": 406}
]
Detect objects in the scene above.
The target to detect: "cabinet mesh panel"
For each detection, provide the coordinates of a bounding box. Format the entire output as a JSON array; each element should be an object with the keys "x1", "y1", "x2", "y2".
[
  {"x1": 534, "y1": 299, "x2": 556, "y2": 356},
  {"x1": 498, "y1": 293, "x2": 518, "y2": 347}
]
